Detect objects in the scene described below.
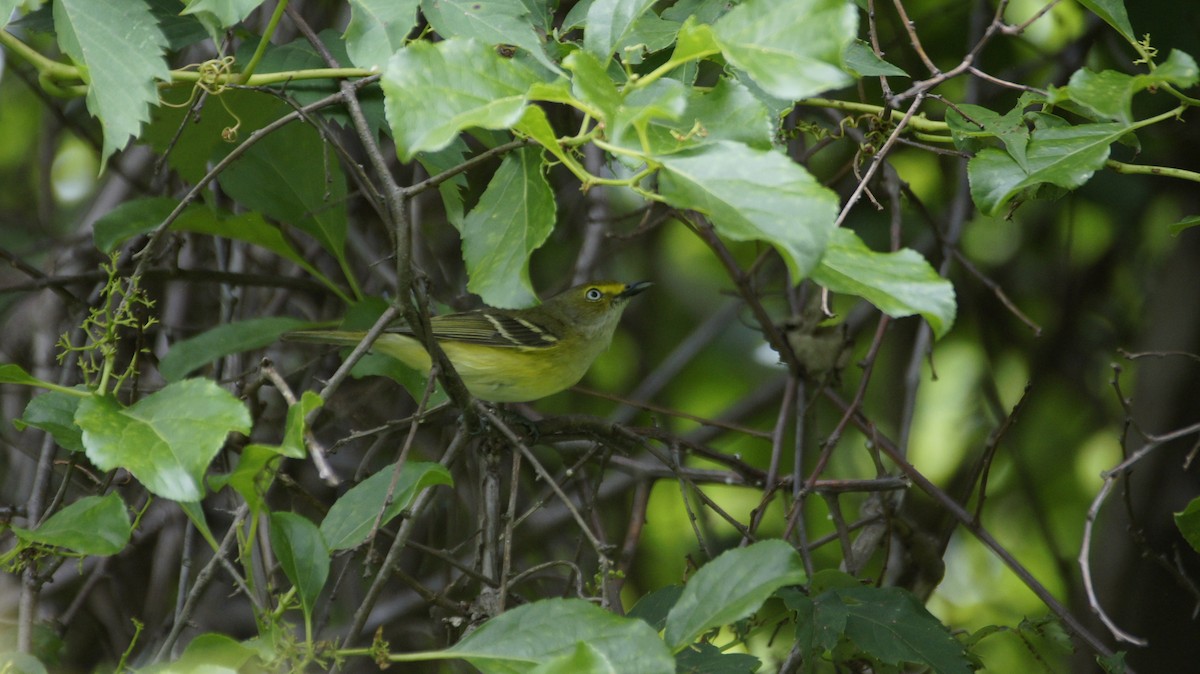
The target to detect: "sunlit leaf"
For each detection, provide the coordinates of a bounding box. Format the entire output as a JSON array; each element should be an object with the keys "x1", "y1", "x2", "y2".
[
  {"x1": 12, "y1": 493, "x2": 130, "y2": 556},
  {"x1": 344, "y1": 0, "x2": 418, "y2": 69}
]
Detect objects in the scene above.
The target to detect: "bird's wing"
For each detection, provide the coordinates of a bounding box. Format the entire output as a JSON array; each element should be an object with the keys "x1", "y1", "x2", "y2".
[{"x1": 405, "y1": 311, "x2": 561, "y2": 348}]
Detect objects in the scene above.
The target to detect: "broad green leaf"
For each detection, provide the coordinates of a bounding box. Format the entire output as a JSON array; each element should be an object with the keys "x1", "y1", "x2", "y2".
[
  {"x1": 809, "y1": 586, "x2": 971, "y2": 674},
  {"x1": 657, "y1": 141, "x2": 839, "y2": 280},
  {"x1": 218, "y1": 444, "x2": 281, "y2": 515},
  {"x1": 944, "y1": 102, "x2": 1030, "y2": 168},
  {"x1": 53, "y1": 0, "x2": 170, "y2": 163},
  {"x1": 415, "y1": 138, "x2": 472, "y2": 229},
  {"x1": 383, "y1": 38, "x2": 541, "y2": 161},
  {"x1": 14, "y1": 390, "x2": 85, "y2": 452},
  {"x1": 843, "y1": 40, "x2": 908, "y2": 78},
  {"x1": 712, "y1": 0, "x2": 856, "y2": 100},
  {"x1": 514, "y1": 105, "x2": 572, "y2": 167},
  {"x1": 462, "y1": 146, "x2": 556, "y2": 308},
  {"x1": 617, "y1": 13, "x2": 680, "y2": 64},
  {"x1": 217, "y1": 121, "x2": 348, "y2": 260},
  {"x1": 968, "y1": 122, "x2": 1128, "y2": 216},
  {"x1": 1175, "y1": 496, "x2": 1200, "y2": 553},
  {"x1": 583, "y1": 0, "x2": 655, "y2": 61},
  {"x1": 0, "y1": 652, "x2": 48, "y2": 674},
  {"x1": 610, "y1": 77, "x2": 688, "y2": 150},
  {"x1": 159, "y1": 316, "x2": 309, "y2": 382},
  {"x1": 642, "y1": 77, "x2": 772, "y2": 154},
  {"x1": 661, "y1": 0, "x2": 730, "y2": 24},
  {"x1": 564, "y1": 49, "x2": 621, "y2": 122},
  {"x1": 669, "y1": 16, "x2": 720, "y2": 65},
  {"x1": 321, "y1": 461, "x2": 453, "y2": 550},
  {"x1": 1064, "y1": 51, "x2": 1198, "y2": 125},
  {"x1": 269, "y1": 512, "x2": 329, "y2": 620},
  {"x1": 1075, "y1": 0, "x2": 1134, "y2": 42},
  {"x1": 181, "y1": 0, "x2": 261, "y2": 28},
  {"x1": 1168, "y1": 215, "x2": 1200, "y2": 236},
  {"x1": 811, "y1": 229, "x2": 956, "y2": 339},
  {"x1": 675, "y1": 642, "x2": 761, "y2": 674},
  {"x1": 12, "y1": 493, "x2": 130, "y2": 556},
  {"x1": 627, "y1": 585, "x2": 683, "y2": 631},
  {"x1": 530, "y1": 643, "x2": 617, "y2": 674},
  {"x1": 92, "y1": 196, "x2": 178, "y2": 253},
  {"x1": 142, "y1": 633, "x2": 261, "y2": 674},
  {"x1": 75, "y1": 379, "x2": 251, "y2": 501},
  {"x1": 664, "y1": 539, "x2": 807, "y2": 650},
  {"x1": 0, "y1": 364, "x2": 58, "y2": 389},
  {"x1": 344, "y1": 0, "x2": 419, "y2": 70},
  {"x1": 444, "y1": 598, "x2": 674, "y2": 674},
  {"x1": 422, "y1": 0, "x2": 560, "y2": 74}
]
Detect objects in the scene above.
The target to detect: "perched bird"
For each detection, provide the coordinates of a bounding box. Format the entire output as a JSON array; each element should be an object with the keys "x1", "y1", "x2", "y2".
[{"x1": 288, "y1": 280, "x2": 650, "y2": 402}]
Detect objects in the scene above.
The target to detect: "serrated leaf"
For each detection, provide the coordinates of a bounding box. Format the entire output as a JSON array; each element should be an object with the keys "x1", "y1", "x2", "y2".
[
  {"x1": 422, "y1": 0, "x2": 560, "y2": 74},
  {"x1": 657, "y1": 141, "x2": 839, "y2": 280},
  {"x1": 321, "y1": 461, "x2": 453, "y2": 550},
  {"x1": 269, "y1": 512, "x2": 329, "y2": 621},
  {"x1": 14, "y1": 390, "x2": 86, "y2": 452},
  {"x1": 617, "y1": 13, "x2": 680, "y2": 65},
  {"x1": 643, "y1": 77, "x2": 773, "y2": 154},
  {"x1": 54, "y1": 0, "x2": 170, "y2": 163},
  {"x1": 844, "y1": 40, "x2": 908, "y2": 77},
  {"x1": 968, "y1": 122, "x2": 1128, "y2": 216},
  {"x1": 217, "y1": 121, "x2": 348, "y2": 261},
  {"x1": 1065, "y1": 51, "x2": 1199, "y2": 125},
  {"x1": 159, "y1": 316, "x2": 309, "y2": 382},
  {"x1": 712, "y1": 0, "x2": 856, "y2": 100},
  {"x1": 611, "y1": 77, "x2": 688, "y2": 150},
  {"x1": 382, "y1": 38, "x2": 541, "y2": 161},
  {"x1": 583, "y1": 0, "x2": 655, "y2": 61},
  {"x1": 811, "y1": 586, "x2": 971, "y2": 674},
  {"x1": 445, "y1": 598, "x2": 675, "y2": 674},
  {"x1": 1175, "y1": 496, "x2": 1200, "y2": 553},
  {"x1": 812, "y1": 229, "x2": 956, "y2": 339},
  {"x1": 75, "y1": 380, "x2": 251, "y2": 501},
  {"x1": 12, "y1": 493, "x2": 130, "y2": 556},
  {"x1": 664, "y1": 540, "x2": 807, "y2": 650},
  {"x1": 344, "y1": 0, "x2": 418, "y2": 70},
  {"x1": 1075, "y1": 0, "x2": 1134, "y2": 42},
  {"x1": 462, "y1": 146, "x2": 555, "y2": 308}
]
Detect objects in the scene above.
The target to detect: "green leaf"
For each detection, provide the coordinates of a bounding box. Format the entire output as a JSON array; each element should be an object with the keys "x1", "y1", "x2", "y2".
[
  {"x1": 1075, "y1": 0, "x2": 1134, "y2": 42},
  {"x1": 664, "y1": 539, "x2": 807, "y2": 650},
  {"x1": 181, "y1": 0, "x2": 260, "y2": 28},
  {"x1": 944, "y1": 102, "x2": 1030, "y2": 168},
  {"x1": 968, "y1": 122, "x2": 1128, "y2": 216},
  {"x1": 583, "y1": 0, "x2": 655, "y2": 61},
  {"x1": 675, "y1": 642, "x2": 761, "y2": 674},
  {"x1": 811, "y1": 229, "x2": 957, "y2": 339},
  {"x1": 278, "y1": 391, "x2": 322, "y2": 459},
  {"x1": 344, "y1": 0, "x2": 419, "y2": 69},
  {"x1": 382, "y1": 38, "x2": 541, "y2": 161},
  {"x1": 810, "y1": 586, "x2": 971, "y2": 674},
  {"x1": 14, "y1": 390, "x2": 86, "y2": 452},
  {"x1": 1168, "y1": 214, "x2": 1200, "y2": 236},
  {"x1": 627, "y1": 585, "x2": 683, "y2": 631},
  {"x1": 159, "y1": 317, "x2": 309, "y2": 382},
  {"x1": 462, "y1": 146, "x2": 556, "y2": 308},
  {"x1": 218, "y1": 444, "x2": 282, "y2": 515},
  {"x1": 843, "y1": 40, "x2": 908, "y2": 77},
  {"x1": 12, "y1": 493, "x2": 130, "y2": 556},
  {"x1": 711, "y1": 0, "x2": 856, "y2": 100},
  {"x1": 1154, "y1": 49, "x2": 1200, "y2": 88},
  {"x1": 564, "y1": 49, "x2": 621, "y2": 122},
  {"x1": 269, "y1": 512, "x2": 329, "y2": 620},
  {"x1": 0, "y1": 652, "x2": 48, "y2": 674},
  {"x1": 75, "y1": 380, "x2": 252, "y2": 501},
  {"x1": 149, "y1": 633, "x2": 262, "y2": 674},
  {"x1": 610, "y1": 77, "x2": 688, "y2": 150},
  {"x1": 321, "y1": 461, "x2": 453, "y2": 550},
  {"x1": 1175, "y1": 496, "x2": 1200, "y2": 553},
  {"x1": 530, "y1": 642, "x2": 617, "y2": 674},
  {"x1": 415, "y1": 138, "x2": 472, "y2": 229},
  {"x1": 0, "y1": 364, "x2": 58, "y2": 389},
  {"x1": 445, "y1": 598, "x2": 675, "y2": 674},
  {"x1": 54, "y1": 0, "x2": 170, "y2": 163},
  {"x1": 217, "y1": 121, "x2": 348, "y2": 261},
  {"x1": 617, "y1": 13, "x2": 680, "y2": 65},
  {"x1": 178, "y1": 500, "x2": 219, "y2": 551},
  {"x1": 422, "y1": 0, "x2": 561, "y2": 74},
  {"x1": 657, "y1": 141, "x2": 839, "y2": 280},
  {"x1": 642, "y1": 77, "x2": 773, "y2": 154},
  {"x1": 1064, "y1": 51, "x2": 1199, "y2": 125},
  {"x1": 92, "y1": 196, "x2": 177, "y2": 253},
  {"x1": 669, "y1": 16, "x2": 720, "y2": 65}
]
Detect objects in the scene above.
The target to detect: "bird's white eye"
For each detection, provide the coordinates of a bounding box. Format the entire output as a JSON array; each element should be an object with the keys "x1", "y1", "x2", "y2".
[{"x1": 585, "y1": 287, "x2": 603, "y2": 301}]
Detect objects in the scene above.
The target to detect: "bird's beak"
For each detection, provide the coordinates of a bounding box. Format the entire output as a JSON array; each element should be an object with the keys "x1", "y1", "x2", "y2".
[{"x1": 619, "y1": 281, "x2": 652, "y2": 299}]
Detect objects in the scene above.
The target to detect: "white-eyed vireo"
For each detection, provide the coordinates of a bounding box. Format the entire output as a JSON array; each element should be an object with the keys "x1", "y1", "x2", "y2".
[{"x1": 289, "y1": 280, "x2": 650, "y2": 402}]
